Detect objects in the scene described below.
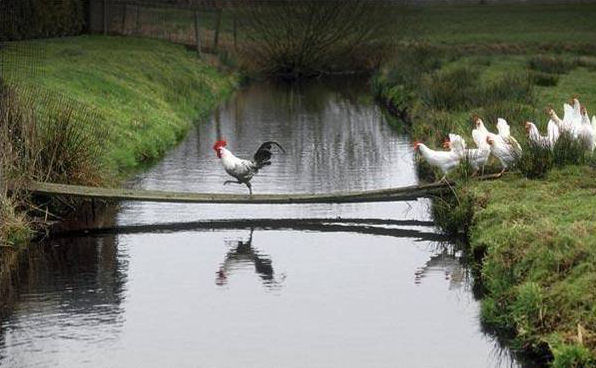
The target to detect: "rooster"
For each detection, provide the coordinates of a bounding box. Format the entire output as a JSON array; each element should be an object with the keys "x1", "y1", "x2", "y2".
[
  {"x1": 414, "y1": 140, "x2": 461, "y2": 181},
  {"x1": 213, "y1": 140, "x2": 285, "y2": 195}
]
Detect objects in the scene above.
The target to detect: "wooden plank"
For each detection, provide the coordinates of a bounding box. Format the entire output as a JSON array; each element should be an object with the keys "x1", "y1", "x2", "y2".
[{"x1": 24, "y1": 181, "x2": 451, "y2": 204}]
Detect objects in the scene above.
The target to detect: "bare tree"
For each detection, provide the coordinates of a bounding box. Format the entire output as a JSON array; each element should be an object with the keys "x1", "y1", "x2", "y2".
[{"x1": 235, "y1": 0, "x2": 406, "y2": 79}]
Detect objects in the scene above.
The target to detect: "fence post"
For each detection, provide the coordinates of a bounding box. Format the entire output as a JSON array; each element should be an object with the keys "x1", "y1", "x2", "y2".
[
  {"x1": 103, "y1": 0, "x2": 108, "y2": 35},
  {"x1": 213, "y1": 8, "x2": 222, "y2": 52},
  {"x1": 194, "y1": 10, "x2": 201, "y2": 57},
  {"x1": 121, "y1": 3, "x2": 127, "y2": 34},
  {"x1": 233, "y1": 15, "x2": 237, "y2": 50},
  {"x1": 135, "y1": 5, "x2": 140, "y2": 34}
]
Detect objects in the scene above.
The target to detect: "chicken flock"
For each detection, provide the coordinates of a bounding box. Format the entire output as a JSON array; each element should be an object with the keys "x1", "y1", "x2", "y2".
[{"x1": 414, "y1": 98, "x2": 596, "y2": 181}]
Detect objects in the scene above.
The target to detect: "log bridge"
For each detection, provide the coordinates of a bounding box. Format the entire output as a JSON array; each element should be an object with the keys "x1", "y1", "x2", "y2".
[{"x1": 21, "y1": 179, "x2": 471, "y2": 204}]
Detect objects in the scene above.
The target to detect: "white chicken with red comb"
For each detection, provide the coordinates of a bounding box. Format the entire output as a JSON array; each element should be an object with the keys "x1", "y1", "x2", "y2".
[
  {"x1": 213, "y1": 140, "x2": 285, "y2": 195},
  {"x1": 413, "y1": 139, "x2": 462, "y2": 181}
]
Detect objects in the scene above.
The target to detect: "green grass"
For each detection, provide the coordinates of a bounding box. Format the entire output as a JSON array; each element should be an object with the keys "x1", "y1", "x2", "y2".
[
  {"x1": 2, "y1": 35, "x2": 236, "y2": 174},
  {"x1": 467, "y1": 167, "x2": 595, "y2": 367},
  {"x1": 404, "y1": 4, "x2": 596, "y2": 46}
]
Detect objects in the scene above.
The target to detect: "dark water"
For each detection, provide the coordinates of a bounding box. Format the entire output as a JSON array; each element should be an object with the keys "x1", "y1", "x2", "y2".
[{"x1": 0, "y1": 79, "x2": 520, "y2": 368}]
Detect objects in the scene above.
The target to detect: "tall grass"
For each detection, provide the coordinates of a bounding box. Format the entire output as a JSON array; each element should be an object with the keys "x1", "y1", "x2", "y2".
[
  {"x1": 517, "y1": 141, "x2": 553, "y2": 179},
  {"x1": 420, "y1": 66, "x2": 480, "y2": 111},
  {"x1": 0, "y1": 81, "x2": 110, "y2": 243},
  {"x1": 0, "y1": 82, "x2": 108, "y2": 186},
  {"x1": 553, "y1": 132, "x2": 587, "y2": 167}
]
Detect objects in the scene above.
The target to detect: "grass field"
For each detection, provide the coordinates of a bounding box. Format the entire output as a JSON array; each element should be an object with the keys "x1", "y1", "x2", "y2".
[
  {"x1": 403, "y1": 3, "x2": 596, "y2": 46},
  {"x1": 375, "y1": 3, "x2": 596, "y2": 366},
  {"x1": 2, "y1": 35, "x2": 236, "y2": 174}
]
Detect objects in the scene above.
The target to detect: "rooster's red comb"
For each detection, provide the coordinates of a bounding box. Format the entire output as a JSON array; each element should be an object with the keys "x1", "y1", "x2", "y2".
[{"x1": 213, "y1": 140, "x2": 227, "y2": 150}]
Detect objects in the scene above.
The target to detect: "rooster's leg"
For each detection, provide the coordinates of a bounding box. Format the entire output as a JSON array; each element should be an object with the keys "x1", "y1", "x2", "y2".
[
  {"x1": 245, "y1": 182, "x2": 253, "y2": 195},
  {"x1": 223, "y1": 180, "x2": 242, "y2": 186}
]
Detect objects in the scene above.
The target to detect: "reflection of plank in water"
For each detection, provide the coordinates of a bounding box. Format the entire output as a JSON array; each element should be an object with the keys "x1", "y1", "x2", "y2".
[{"x1": 50, "y1": 218, "x2": 447, "y2": 242}]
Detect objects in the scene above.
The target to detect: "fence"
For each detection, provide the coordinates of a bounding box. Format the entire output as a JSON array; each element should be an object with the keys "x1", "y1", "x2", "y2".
[{"x1": 89, "y1": 0, "x2": 241, "y2": 55}]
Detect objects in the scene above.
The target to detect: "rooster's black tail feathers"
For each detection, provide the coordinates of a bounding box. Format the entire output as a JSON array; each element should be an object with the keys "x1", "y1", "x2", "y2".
[{"x1": 253, "y1": 141, "x2": 285, "y2": 169}]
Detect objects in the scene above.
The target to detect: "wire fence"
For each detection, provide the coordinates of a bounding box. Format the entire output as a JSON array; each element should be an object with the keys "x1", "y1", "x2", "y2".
[{"x1": 91, "y1": 0, "x2": 240, "y2": 54}]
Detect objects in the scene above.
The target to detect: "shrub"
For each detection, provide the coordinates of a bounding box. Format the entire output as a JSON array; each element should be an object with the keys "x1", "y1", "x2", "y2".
[
  {"x1": 431, "y1": 187, "x2": 475, "y2": 236},
  {"x1": 387, "y1": 42, "x2": 443, "y2": 88},
  {"x1": 0, "y1": 82, "x2": 108, "y2": 186},
  {"x1": 553, "y1": 132, "x2": 586, "y2": 167},
  {"x1": 511, "y1": 282, "x2": 545, "y2": 337},
  {"x1": 0, "y1": 0, "x2": 86, "y2": 41},
  {"x1": 0, "y1": 195, "x2": 32, "y2": 245},
  {"x1": 236, "y1": 0, "x2": 406, "y2": 78},
  {"x1": 518, "y1": 141, "x2": 554, "y2": 179},
  {"x1": 420, "y1": 66, "x2": 480, "y2": 111},
  {"x1": 528, "y1": 55, "x2": 577, "y2": 75},
  {"x1": 530, "y1": 71, "x2": 559, "y2": 87},
  {"x1": 479, "y1": 72, "x2": 534, "y2": 107},
  {"x1": 480, "y1": 102, "x2": 536, "y2": 131},
  {"x1": 551, "y1": 343, "x2": 595, "y2": 368},
  {"x1": 411, "y1": 108, "x2": 455, "y2": 144}
]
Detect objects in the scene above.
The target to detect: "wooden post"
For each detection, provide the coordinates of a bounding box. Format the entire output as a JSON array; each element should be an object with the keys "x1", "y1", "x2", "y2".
[
  {"x1": 213, "y1": 8, "x2": 222, "y2": 52},
  {"x1": 135, "y1": 5, "x2": 140, "y2": 34},
  {"x1": 103, "y1": 0, "x2": 108, "y2": 35},
  {"x1": 233, "y1": 15, "x2": 237, "y2": 50},
  {"x1": 194, "y1": 10, "x2": 201, "y2": 57},
  {"x1": 121, "y1": 3, "x2": 127, "y2": 34}
]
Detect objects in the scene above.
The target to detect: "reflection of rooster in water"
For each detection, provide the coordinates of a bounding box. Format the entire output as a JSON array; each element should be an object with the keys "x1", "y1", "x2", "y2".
[{"x1": 216, "y1": 229, "x2": 284, "y2": 289}]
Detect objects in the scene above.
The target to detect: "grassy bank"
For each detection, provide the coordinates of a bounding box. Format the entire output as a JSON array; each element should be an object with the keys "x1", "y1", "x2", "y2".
[
  {"x1": 375, "y1": 4, "x2": 596, "y2": 366},
  {"x1": 465, "y1": 167, "x2": 595, "y2": 366},
  {"x1": 2, "y1": 35, "x2": 236, "y2": 173},
  {"x1": 0, "y1": 35, "x2": 236, "y2": 242}
]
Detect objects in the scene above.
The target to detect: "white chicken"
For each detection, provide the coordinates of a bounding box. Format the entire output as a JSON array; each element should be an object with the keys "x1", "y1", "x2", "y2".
[
  {"x1": 414, "y1": 140, "x2": 461, "y2": 181},
  {"x1": 525, "y1": 120, "x2": 559, "y2": 150},
  {"x1": 577, "y1": 106, "x2": 595, "y2": 152},
  {"x1": 548, "y1": 107, "x2": 564, "y2": 132},
  {"x1": 496, "y1": 118, "x2": 522, "y2": 153},
  {"x1": 486, "y1": 135, "x2": 522, "y2": 175},
  {"x1": 561, "y1": 98, "x2": 582, "y2": 137},
  {"x1": 445, "y1": 133, "x2": 490, "y2": 175},
  {"x1": 472, "y1": 117, "x2": 499, "y2": 148},
  {"x1": 213, "y1": 140, "x2": 285, "y2": 195}
]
